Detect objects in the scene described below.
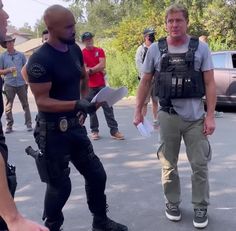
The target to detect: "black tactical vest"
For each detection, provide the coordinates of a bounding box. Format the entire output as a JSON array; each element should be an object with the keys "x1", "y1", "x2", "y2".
[{"x1": 155, "y1": 37, "x2": 205, "y2": 107}]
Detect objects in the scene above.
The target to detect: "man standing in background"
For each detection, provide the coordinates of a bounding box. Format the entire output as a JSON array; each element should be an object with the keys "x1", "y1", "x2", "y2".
[
  {"x1": 82, "y1": 32, "x2": 124, "y2": 140},
  {"x1": 0, "y1": 36, "x2": 32, "y2": 133},
  {"x1": 135, "y1": 28, "x2": 159, "y2": 126}
]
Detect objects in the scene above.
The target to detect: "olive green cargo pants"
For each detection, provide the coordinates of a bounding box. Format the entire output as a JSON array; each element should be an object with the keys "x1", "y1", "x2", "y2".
[{"x1": 157, "y1": 111, "x2": 211, "y2": 209}]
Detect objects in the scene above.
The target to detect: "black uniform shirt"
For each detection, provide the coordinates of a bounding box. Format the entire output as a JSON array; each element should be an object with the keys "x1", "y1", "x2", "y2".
[{"x1": 27, "y1": 43, "x2": 84, "y2": 119}]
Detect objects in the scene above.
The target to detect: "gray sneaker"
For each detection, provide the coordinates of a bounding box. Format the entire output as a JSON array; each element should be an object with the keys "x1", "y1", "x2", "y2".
[
  {"x1": 5, "y1": 127, "x2": 12, "y2": 134},
  {"x1": 214, "y1": 111, "x2": 223, "y2": 118},
  {"x1": 193, "y1": 208, "x2": 208, "y2": 229},
  {"x1": 26, "y1": 125, "x2": 33, "y2": 132},
  {"x1": 165, "y1": 203, "x2": 181, "y2": 221}
]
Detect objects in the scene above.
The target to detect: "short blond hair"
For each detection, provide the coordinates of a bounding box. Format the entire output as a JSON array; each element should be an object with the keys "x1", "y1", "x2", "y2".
[{"x1": 165, "y1": 3, "x2": 189, "y2": 23}]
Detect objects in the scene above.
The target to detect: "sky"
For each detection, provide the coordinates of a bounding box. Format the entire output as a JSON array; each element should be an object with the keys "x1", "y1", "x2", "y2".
[{"x1": 3, "y1": 0, "x2": 71, "y2": 29}]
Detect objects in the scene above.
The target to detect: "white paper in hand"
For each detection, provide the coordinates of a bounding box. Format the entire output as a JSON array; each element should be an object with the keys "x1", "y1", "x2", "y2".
[
  {"x1": 137, "y1": 117, "x2": 154, "y2": 137},
  {"x1": 91, "y1": 86, "x2": 128, "y2": 107}
]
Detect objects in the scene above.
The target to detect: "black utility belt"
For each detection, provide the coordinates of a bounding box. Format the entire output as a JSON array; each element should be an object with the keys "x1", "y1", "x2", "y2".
[
  {"x1": 160, "y1": 107, "x2": 178, "y2": 115},
  {"x1": 38, "y1": 117, "x2": 80, "y2": 132}
]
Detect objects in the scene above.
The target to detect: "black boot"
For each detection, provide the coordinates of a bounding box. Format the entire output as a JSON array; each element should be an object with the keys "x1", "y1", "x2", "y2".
[
  {"x1": 44, "y1": 215, "x2": 64, "y2": 231},
  {"x1": 92, "y1": 216, "x2": 128, "y2": 231}
]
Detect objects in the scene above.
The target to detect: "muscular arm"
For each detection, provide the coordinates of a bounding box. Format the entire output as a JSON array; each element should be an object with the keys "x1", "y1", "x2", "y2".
[
  {"x1": 29, "y1": 82, "x2": 76, "y2": 112},
  {"x1": 133, "y1": 72, "x2": 153, "y2": 125},
  {"x1": 203, "y1": 69, "x2": 216, "y2": 135}
]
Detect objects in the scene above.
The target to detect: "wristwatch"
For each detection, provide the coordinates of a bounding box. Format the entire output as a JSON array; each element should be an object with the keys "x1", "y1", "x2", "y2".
[{"x1": 88, "y1": 69, "x2": 93, "y2": 75}]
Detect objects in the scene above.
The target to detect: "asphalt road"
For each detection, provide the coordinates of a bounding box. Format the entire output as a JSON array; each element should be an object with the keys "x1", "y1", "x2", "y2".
[{"x1": 3, "y1": 93, "x2": 236, "y2": 231}]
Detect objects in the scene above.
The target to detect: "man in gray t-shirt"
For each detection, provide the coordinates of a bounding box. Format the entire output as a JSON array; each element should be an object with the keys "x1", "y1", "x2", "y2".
[{"x1": 133, "y1": 3, "x2": 216, "y2": 229}]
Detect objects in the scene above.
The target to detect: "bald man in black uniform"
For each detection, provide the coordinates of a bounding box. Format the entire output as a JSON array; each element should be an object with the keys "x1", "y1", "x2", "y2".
[{"x1": 26, "y1": 5, "x2": 128, "y2": 231}]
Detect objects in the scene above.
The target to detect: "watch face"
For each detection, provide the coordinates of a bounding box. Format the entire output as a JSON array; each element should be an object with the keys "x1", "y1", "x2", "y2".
[{"x1": 95, "y1": 51, "x2": 99, "y2": 57}]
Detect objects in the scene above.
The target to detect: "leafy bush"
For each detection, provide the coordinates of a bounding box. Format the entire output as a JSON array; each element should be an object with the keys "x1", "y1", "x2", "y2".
[{"x1": 98, "y1": 39, "x2": 139, "y2": 96}]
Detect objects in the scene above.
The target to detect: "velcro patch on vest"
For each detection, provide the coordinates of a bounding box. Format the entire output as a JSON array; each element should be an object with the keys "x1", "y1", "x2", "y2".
[{"x1": 169, "y1": 55, "x2": 186, "y2": 65}]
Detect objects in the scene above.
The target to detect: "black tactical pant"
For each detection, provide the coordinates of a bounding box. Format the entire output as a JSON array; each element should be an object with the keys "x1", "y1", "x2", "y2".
[
  {"x1": 86, "y1": 87, "x2": 119, "y2": 135},
  {"x1": 34, "y1": 122, "x2": 107, "y2": 230}
]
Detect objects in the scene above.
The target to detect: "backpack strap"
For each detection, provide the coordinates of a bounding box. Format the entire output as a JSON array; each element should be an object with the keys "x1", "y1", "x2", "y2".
[
  {"x1": 158, "y1": 37, "x2": 168, "y2": 55},
  {"x1": 142, "y1": 46, "x2": 148, "y2": 63}
]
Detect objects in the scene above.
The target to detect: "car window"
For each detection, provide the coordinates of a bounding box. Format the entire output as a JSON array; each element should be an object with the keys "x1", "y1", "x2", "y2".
[{"x1": 212, "y1": 53, "x2": 227, "y2": 68}]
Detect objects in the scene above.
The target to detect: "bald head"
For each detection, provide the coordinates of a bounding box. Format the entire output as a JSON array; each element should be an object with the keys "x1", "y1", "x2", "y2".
[
  {"x1": 44, "y1": 5, "x2": 73, "y2": 29},
  {"x1": 43, "y1": 4, "x2": 76, "y2": 45}
]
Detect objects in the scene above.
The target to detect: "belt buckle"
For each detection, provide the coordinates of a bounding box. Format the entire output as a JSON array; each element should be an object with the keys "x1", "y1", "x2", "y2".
[{"x1": 59, "y1": 118, "x2": 68, "y2": 132}]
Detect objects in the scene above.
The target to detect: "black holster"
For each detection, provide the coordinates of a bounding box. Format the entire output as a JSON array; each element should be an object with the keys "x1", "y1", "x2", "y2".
[
  {"x1": 25, "y1": 146, "x2": 70, "y2": 184},
  {"x1": 6, "y1": 163, "x2": 17, "y2": 197},
  {"x1": 25, "y1": 146, "x2": 50, "y2": 183}
]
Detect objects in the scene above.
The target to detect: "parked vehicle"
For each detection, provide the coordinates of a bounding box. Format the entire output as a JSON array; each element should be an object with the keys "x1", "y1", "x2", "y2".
[{"x1": 211, "y1": 50, "x2": 236, "y2": 106}]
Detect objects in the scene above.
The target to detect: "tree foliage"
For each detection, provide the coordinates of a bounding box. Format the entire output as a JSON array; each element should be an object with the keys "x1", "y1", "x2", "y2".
[{"x1": 62, "y1": 0, "x2": 236, "y2": 94}]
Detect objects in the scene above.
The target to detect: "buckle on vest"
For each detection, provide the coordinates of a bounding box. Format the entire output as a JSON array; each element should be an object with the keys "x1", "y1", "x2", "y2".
[{"x1": 59, "y1": 118, "x2": 68, "y2": 132}]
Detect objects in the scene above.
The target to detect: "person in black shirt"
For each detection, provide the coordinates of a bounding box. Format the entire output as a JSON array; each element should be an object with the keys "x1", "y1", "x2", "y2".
[{"x1": 26, "y1": 5, "x2": 128, "y2": 231}]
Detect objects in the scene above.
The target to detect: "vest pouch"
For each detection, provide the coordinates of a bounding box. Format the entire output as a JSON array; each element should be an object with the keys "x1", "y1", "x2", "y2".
[
  {"x1": 171, "y1": 66, "x2": 188, "y2": 98},
  {"x1": 183, "y1": 76, "x2": 193, "y2": 97},
  {"x1": 191, "y1": 70, "x2": 205, "y2": 97},
  {"x1": 158, "y1": 71, "x2": 172, "y2": 99},
  {"x1": 190, "y1": 70, "x2": 205, "y2": 97}
]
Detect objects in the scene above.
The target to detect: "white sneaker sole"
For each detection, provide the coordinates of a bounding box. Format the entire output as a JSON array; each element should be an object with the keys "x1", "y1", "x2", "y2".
[
  {"x1": 165, "y1": 211, "x2": 181, "y2": 221},
  {"x1": 193, "y1": 218, "x2": 208, "y2": 229}
]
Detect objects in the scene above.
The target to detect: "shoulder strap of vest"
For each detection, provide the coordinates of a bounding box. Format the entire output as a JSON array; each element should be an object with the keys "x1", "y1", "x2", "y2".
[
  {"x1": 188, "y1": 36, "x2": 199, "y2": 52},
  {"x1": 158, "y1": 37, "x2": 168, "y2": 55}
]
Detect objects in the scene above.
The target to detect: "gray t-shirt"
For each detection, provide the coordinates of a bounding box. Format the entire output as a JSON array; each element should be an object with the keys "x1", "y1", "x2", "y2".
[
  {"x1": 142, "y1": 35, "x2": 214, "y2": 121},
  {"x1": 0, "y1": 51, "x2": 27, "y2": 87},
  {"x1": 135, "y1": 43, "x2": 148, "y2": 78}
]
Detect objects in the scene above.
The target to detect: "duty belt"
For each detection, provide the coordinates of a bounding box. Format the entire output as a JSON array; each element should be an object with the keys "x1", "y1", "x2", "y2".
[
  {"x1": 161, "y1": 107, "x2": 177, "y2": 115},
  {"x1": 38, "y1": 117, "x2": 80, "y2": 132}
]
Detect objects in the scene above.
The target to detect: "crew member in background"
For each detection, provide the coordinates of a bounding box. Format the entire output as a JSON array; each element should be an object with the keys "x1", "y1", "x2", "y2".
[
  {"x1": 135, "y1": 28, "x2": 159, "y2": 126},
  {"x1": 82, "y1": 32, "x2": 124, "y2": 140},
  {"x1": 0, "y1": 35, "x2": 32, "y2": 133}
]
